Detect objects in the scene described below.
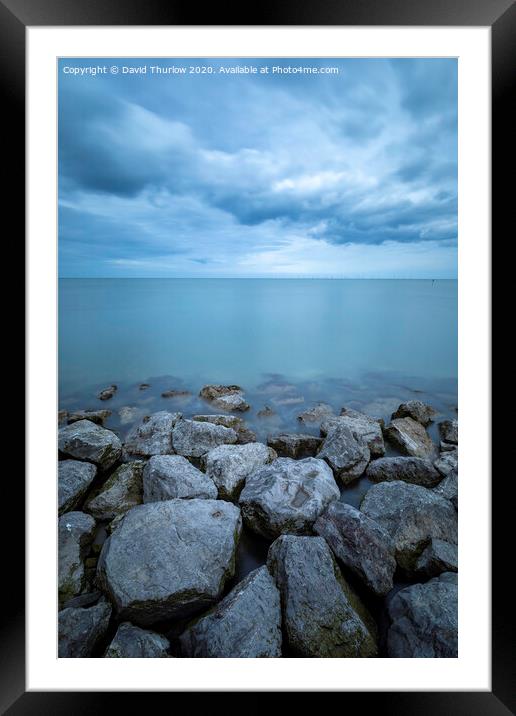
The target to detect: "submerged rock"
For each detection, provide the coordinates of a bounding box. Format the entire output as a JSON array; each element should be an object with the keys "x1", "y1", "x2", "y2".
[
  {"x1": 58, "y1": 599, "x2": 112, "y2": 657},
  {"x1": 322, "y1": 409, "x2": 385, "y2": 457},
  {"x1": 180, "y1": 566, "x2": 282, "y2": 658},
  {"x1": 58, "y1": 460, "x2": 97, "y2": 515},
  {"x1": 366, "y1": 456, "x2": 442, "y2": 488},
  {"x1": 438, "y1": 419, "x2": 458, "y2": 445},
  {"x1": 203, "y1": 442, "x2": 277, "y2": 501},
  {"x1": 84, "y1": 462, "x2": 144, "y2": 520},
  {"x1": 199, "y1": 384, "x2": 250, "y2": 412},
  {"x1": 360, "y1": 481, "x2": 457, "y2": 573},
  {"x1": 118, "y1": 406, "x2": 140, "y2": 425},
  {"x1": 317, "y1": 423, "x2": 370, "y2": 484},
  {"x1": 58, "y1": 410, "x2": 68, "y2": 426},
  {"x1": 96, "y1": 499, "x2": 242, "y2": 625},
  {"x1": 433, "y1": 467, "x2": 458, "y2": 510},
  {"x1": 143, "y1": 455, "x2": 217, "y2": 502},
  {"x1": 257, "y1": 406, "x2": 276, "y2": 418},
  {"x1": 172, "y1": 418, "x2": 238, "y2": 458},
  {"x1": 68, "y1": 409, "x2": 111, "y2": 426},
  {"x1": 267, "y1": 433, "x2": 322, "y2": 459},
  {"x1": 392, "y1": 400, "x2": 438, "y2": 427},
  {"x1": 297, "y1": 403, "x2": 334, "y2": 425},
  {"x1": 161, "y1": 389, "x2": 191, "y2": 398},
  {"x1": 383, "y1": 417, "x2": 437, "y2": 459},
  {"x1": 387, "y1": 573, "x2": 458, "y2": 657},
  {"x1": 193, "y1": 414, "x2": 256, "y2": 444},
  {"x1": 105, "y1": 622, "x2": 170, "y2": 658},
  {"x1": 58, "y1": 512, "x2": 96, "y2": 607},
  {"x1": 314, "y1": 502, "x2": 396, "y2": 597},
  {"x1": 58, "y1": 420, "x2": 122, "y2": 471},
  {"x1": 98, "y1": 385, "x2": 117, "y2": 401},
  {"x1": 415, "y1": 538, "x2": 458, "y2": 577},
  {"x1": 267, "y1": 535, "x2": 377, "y2": 657},
  {"x1": 239, "y1": 457, "x2": 339, "y2": 539},
  {"x1": 123, "y1": 411, "x2": 180, "y2": 460},
  {"x1": 139, "y1": 383, "x2": 151, "y2": 390}
]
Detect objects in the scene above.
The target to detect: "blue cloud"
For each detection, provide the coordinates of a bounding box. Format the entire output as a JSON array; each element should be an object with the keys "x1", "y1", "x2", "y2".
[{"x1": 58, "y1": 58, "x2": 457, "y2": 277}]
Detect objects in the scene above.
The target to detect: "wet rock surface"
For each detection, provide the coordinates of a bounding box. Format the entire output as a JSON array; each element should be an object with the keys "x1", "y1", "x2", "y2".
[
  {"x1": 203, "y1": 442, "x2": 276, "y2": 501},
  {"x1": 267, "y1": 432, "x2": 322, "y2": 459},
  {"x1": 366, "y1": 456, "x2": 442, "y2": 488},
  {"x1": 383, "y1": 417, "x2": 437, "y2": 459},
  {"x1": 58, "y1": 420, "x2": 122, "y2": 470},
  {"x1": 323, "y1": 409, "x2": 385, "y2": 457},
  {"x1": 84, "y1": 462, "x2": 144, "y2": 520},
  {"x1": 123, "y1": 411, "x2": 180, "y2": 460},
  {"x1": 58, "y1": 599, "x2": 112, "y2": 657},
  {"x1": 199, "y1": 384, "x2": 250, "y2": 412},
  {"x1": 391, "y1": 400, "x2": 438, "y2": 426},
  {"x1": 438, "y1": 419, "x2": 458, "y2": 445},
  {"x1": 317, "y1": 422, "x2": 371, "y2": 484},
  {"x1": 58, "y1": 460, "x2": 97, "y2": 516},
  {"x1": 172, "y1": 418, "x2": 238, "y2": 458},
  {"x1": 143, "y1": 454, "x2": 217, "y2": 501},
  {"x1": 105, "y1": 622, "x2": 170, "y2": 658}
]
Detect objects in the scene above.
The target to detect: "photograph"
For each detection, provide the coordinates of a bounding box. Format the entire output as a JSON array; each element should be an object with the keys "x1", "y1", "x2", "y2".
[{"x1": 56, "y1": 56, "x2": 459, "y2": 659}]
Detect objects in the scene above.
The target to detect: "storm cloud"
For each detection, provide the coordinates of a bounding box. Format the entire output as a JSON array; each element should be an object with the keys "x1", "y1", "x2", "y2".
[{"x1": 58, "y1": 58, "x2": 457, "y2": 277}]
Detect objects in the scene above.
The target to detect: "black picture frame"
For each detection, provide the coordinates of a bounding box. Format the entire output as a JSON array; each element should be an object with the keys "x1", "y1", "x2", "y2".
[{"x1": 5, "y1": 0, "x2": 512, "y2": 710}]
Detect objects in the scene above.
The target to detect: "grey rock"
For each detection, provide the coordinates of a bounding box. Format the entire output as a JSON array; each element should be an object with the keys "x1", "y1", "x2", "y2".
[
  {"x1": 193, "y1": 414, "x2": 256, "y2": 444},
  {"x1": 366, "y1": 456, "x2": 442, "y2": 488},
  {"x1": 62, "y1": 590, "x2": 102, "y2": 610},
  {"x1": 415, "y1": 539, "x2": 458, "y2": 578},
  {"x1": 161, "y1": 389, "x2": 191, "y2": 398},
  {"x1": 105, "y1": 622, "x2": 170, "y2": 658},
  {"x1": 58, "y1": 512, "x2": 96, "y2": 607},
  {"x1": 267, "y1": 433, "x2": 322, "y2": 459},
  {"x1": 317, "y1": 423, "x2": 370, "y2": 484},
  {"x1": 203, "y1": 442, "x2": 277, "y2": 501},
  {"x1": 58, "y1": 420, "x2": 122, "y2": 471},
  {"x1": 439, "y1": 419, "x2": 458, "y2": 444},
  {"x1": 433, "y1": 467, "x2": 458, "y2": 509},
  {"x1": 180, "y1": 566, "x2": 282, "y2": 658},
  {"x1": 257, "y1": 406, "x2": 276, "y2": 418},
  {"x1": 98, "y1": 385, "x2": 117, "y2": 401},
  {"x1": 212, "y1": 393, "x2": 250, "y2": 412},
  {"x1": 239, "y1": 457, "x2": 339, "y2": 539},
  {"x1": 118, "y1": 406, "x2": 141, "y2": 425},
  {"x1": 58, "y1": 460, "x2": 97, "y2": 515},
  {"x1": 360, "y1": 481, "x2": 458, "y2": 572},
  {"x1": 143, "y1": 455, "x2": 217, "y2": 502},
  {"x1": 58, "y1": 600, "x2": 112, "y2": 657},
  {"x1": 68, "y1": 409, "x2": 111, "y2": 425},
  {"x1": 139, "y1": 383, "x2": 151, "y2": 390},
  {"x1": 314, "y1": 502, "x2": 396, "y2": 597},
  {"x1": 297, "y1": 403, "x2": 334, "y2": 424},
  {"x1": 84, "y1": 462, "x2": 144, "y2": 520},
  {"x1": 172, "y1": 418, "x2": 237, "y2": 458},
  {"x1": 387, "y1": 573, "x2": 458, "y2": 657},
  {"x1": 96, "y1": 499, "x2": 242, "y2": 625},
  {"x1": 267, "y1": 535, "x2": 377, "y2": 657},
  {"x1": 58, "y1": 410, "x2": 68, "y2": 426},
  {"x1": 199, "y1": 384, "x2": 250, "y2": 412},
  {"x1": 322, "y1": 410, "x2": 385, "y2": 457},
  {"x1": 384, "y1": 417, "x2": 437, "y2": 459},
  {"x1": 434, "y1": 447, "x2": 458, "y2": 477},
  {"x1": 123, "y1": 411, "x2": 181, "y2": 460},
  {"x1": 392, "y1": 400, "x2": 438, "y2": 427}
]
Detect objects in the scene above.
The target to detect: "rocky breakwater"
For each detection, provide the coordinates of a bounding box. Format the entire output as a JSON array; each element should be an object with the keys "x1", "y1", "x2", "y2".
[{"x1": 57, "y1": 390, "x2": 458, "y2": 658}]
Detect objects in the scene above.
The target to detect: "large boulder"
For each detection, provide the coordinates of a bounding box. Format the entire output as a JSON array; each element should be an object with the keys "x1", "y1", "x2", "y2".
[
  {"x1": 297, "y1": 403, "x2": 334, "y2": 425},
  {"x1": 58, "y1": 420, "x2": 122, "y2": 471},
  {"x1": 391, "y1": 400, "x2": 438, "y2": 427},
  {"x1": 366, "y1": 456, "x2": 442, "y2": 488},
  {"x1": 172, "y1": 419, "x2": 238, "y2": 459},
  {"x1": 267, "y1": 433, "x2": 322, "y2": 459},
  {"x1": 83, "y1": 462, "x2": 144, "y2": 520},
  {"x1": 193, "y1": 414, "x2": 256, "y2": 444},
  {"x1": 314, "y1": 502, "x2": 396, "y2": 597},
  {"x1": 239, "y1": 457, "x2": 339, "y2": 539},
  {"x1": 267, "y1": 535, "x2": 377, "y2": 657},
  {"x1": 180, "y1": 566, "x2": 282, "y2": 658},
  {"x1": 203, "y1": 443, "x2": 277, "y2": 501},
  {"x1": 323, "y1": 408, "x2": 385, "y2": 457},
  {"x1": 123, "y1": 411, "x2": 180, "y2": 460},
  {"x1": 96, "y1": 499, "x2": 242, "y2": 625},
  {"x1": 143, "y1": 455, "x2": 217, "y2": 502},
  {"x1": 58, "y1": 599, "x2": 112, "y2": 657},
  {"x1": 58, "y1": 460, "x2": 97, "y2": 515},
  {"x1": 58, "y1": 511, "x2": 96, "y2": 607},
  {"x1": 317, "y1": 423, "x2": 370, "y2": 484},
  {"x1": 199, "y1": 384, "x2": 250, "y2": 412},
  {"x1": 415, "y1": 539, "x2": 458, "y2": 578},
  {"x1": 387, "y1": 573, "x2": 458, "y2": 657},
  {"x1": 438, "y1": 419, "x2": 458, "y2": 445},
  {"x1": 433, "y1": 467, "x2": 458, "y2": 510},
  {"x1": 360, "y1": 481, "x2": 457, "y2": 572},
  {"x1": 383, "y1": 417, "x2": 437, "y2": 459},
  {"x1": 105, "y1": 622, "x2": 170, "y2": 658}
]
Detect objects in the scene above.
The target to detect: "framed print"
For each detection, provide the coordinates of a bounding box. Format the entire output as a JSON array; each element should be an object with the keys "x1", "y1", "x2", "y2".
[{"x1": 5, "y1": 0, "x2": 513, "y2": 709}]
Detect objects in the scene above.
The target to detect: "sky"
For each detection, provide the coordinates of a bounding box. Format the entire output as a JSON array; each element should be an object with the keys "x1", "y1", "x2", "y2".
[{"x1": 58, "y1": 58, "x2": 457, "y2": 278}]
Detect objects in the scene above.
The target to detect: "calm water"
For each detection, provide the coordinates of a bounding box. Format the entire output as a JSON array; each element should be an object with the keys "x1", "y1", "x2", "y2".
[{"x1": 59, "y1": 278, "x2": 457, "y2": 395}]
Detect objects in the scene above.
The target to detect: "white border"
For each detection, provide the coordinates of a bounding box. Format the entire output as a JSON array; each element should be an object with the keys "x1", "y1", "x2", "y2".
[{"x1": 27, "y1": 26, "x2": 490, "y2": 691}]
